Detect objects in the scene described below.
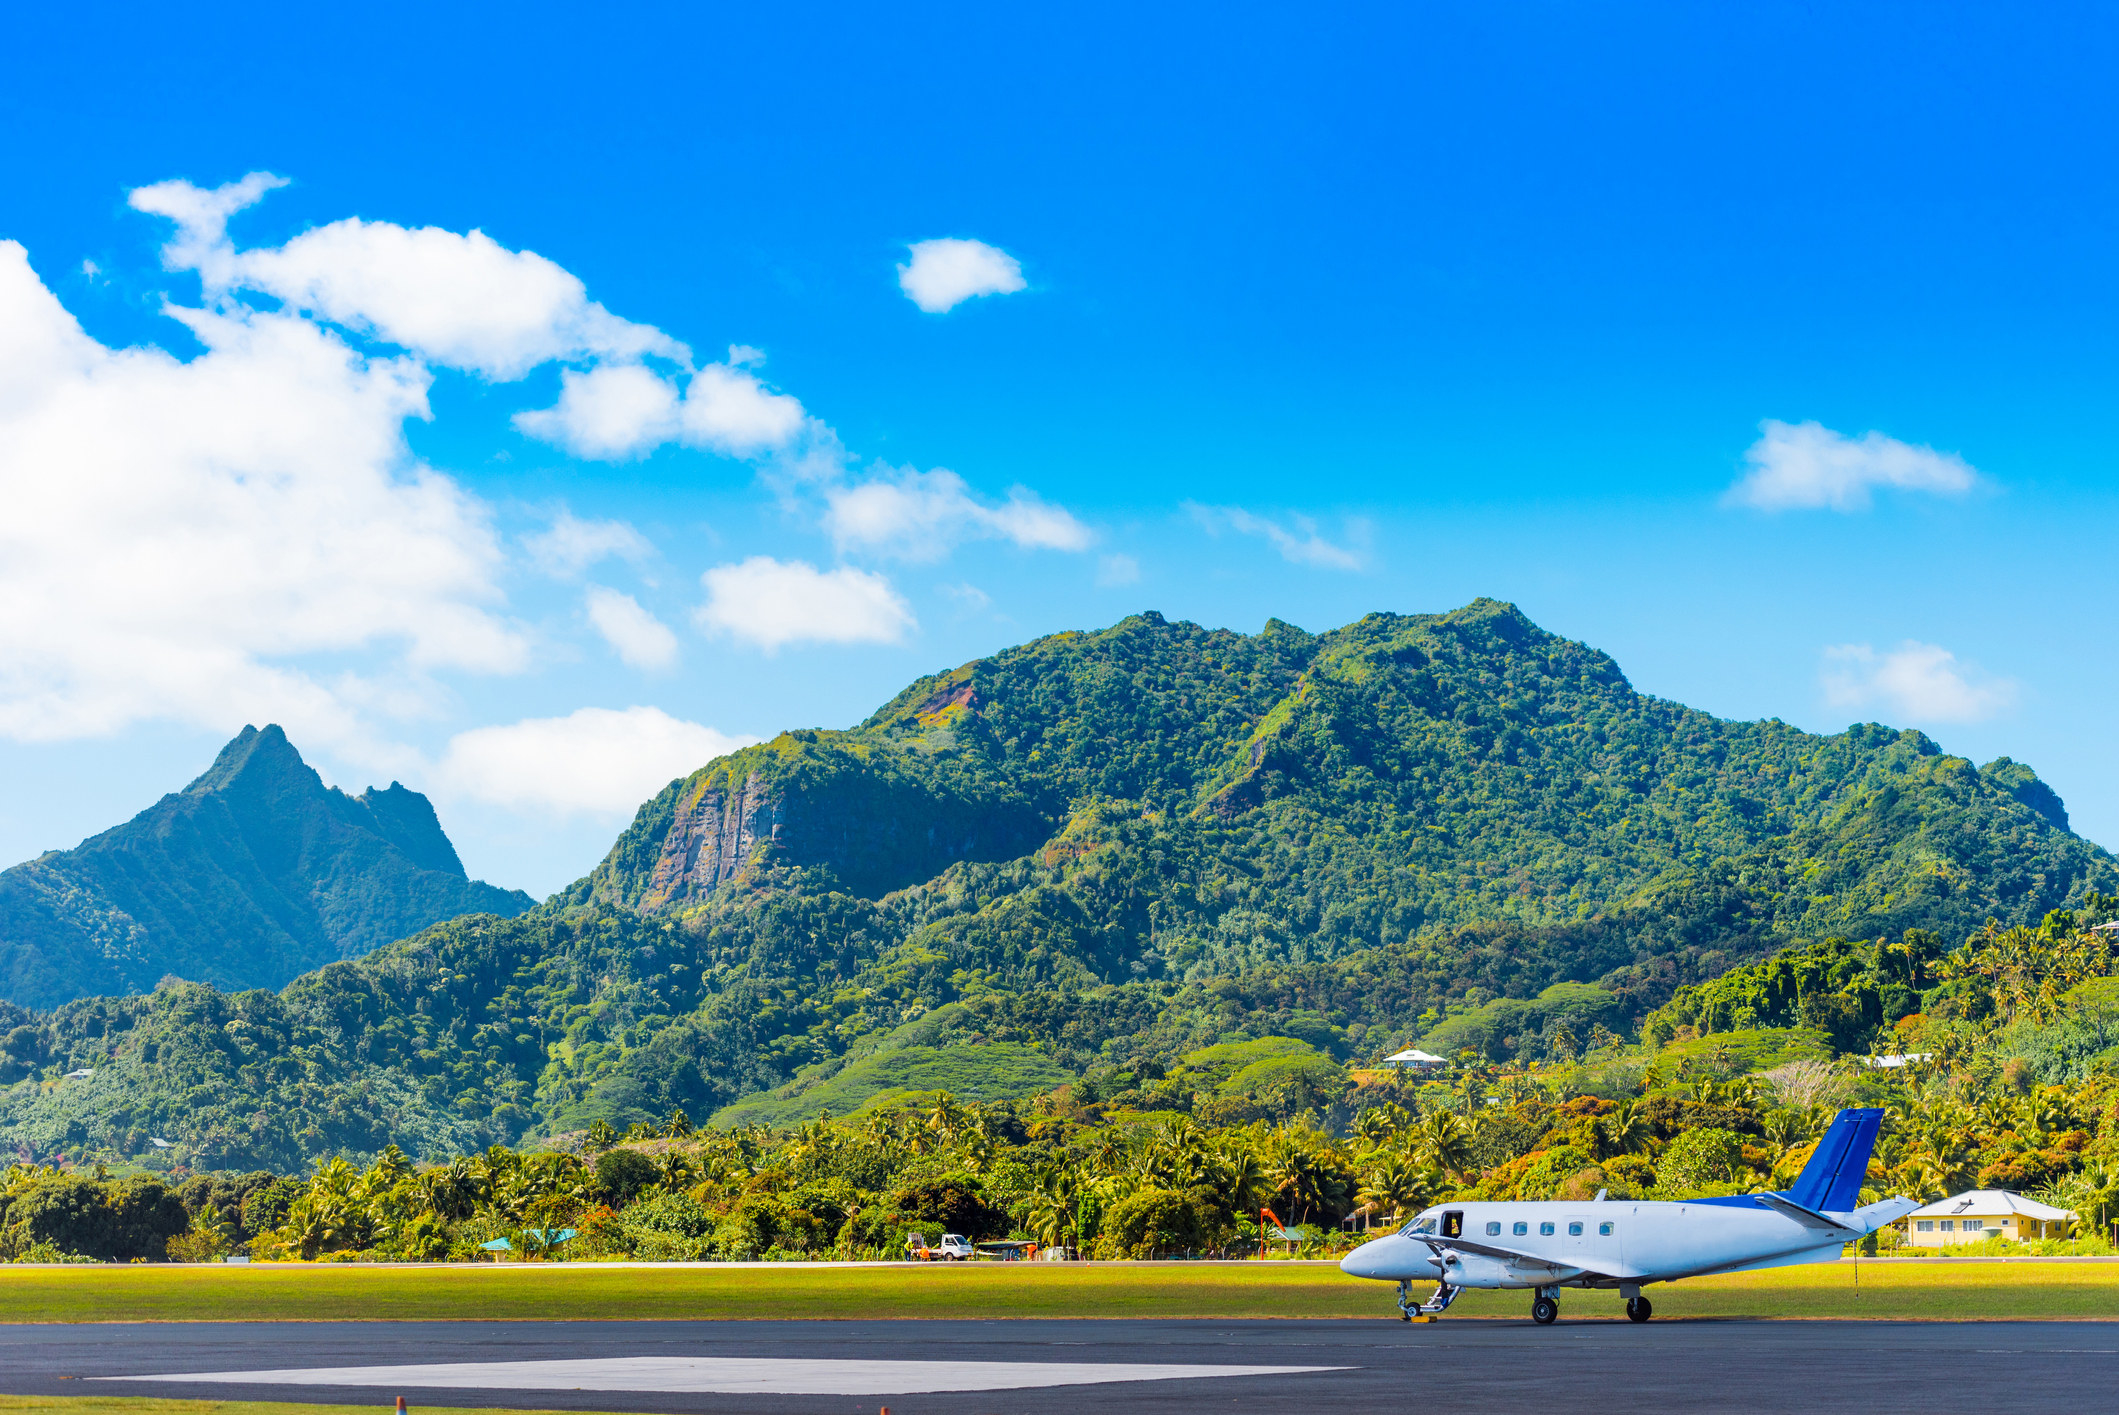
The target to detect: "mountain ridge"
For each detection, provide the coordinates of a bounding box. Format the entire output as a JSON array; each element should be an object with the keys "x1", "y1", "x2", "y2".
[
  {"x1": 0, "y1": 725, "x2": 532, "y2": 1008},
  {"x1": 0, "y1": 601, "x2": 2108, "y2": 1168}
]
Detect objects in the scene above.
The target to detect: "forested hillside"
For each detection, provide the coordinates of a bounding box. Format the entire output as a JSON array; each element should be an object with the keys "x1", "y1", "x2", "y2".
[
  {"x1": 0, "y1": 725, "x2": 532, "y2": 1009},
  {"x1": 0, "y1": 600, "x2": 2108, "y2": 1170}
]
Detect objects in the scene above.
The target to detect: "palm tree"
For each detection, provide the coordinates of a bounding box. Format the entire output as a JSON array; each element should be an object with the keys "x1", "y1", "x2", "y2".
[
  {"x1": 1262, "y1": 1129, "x2": 1327, "y2": 1225},
  {"x1": 1352, "y1": 1104, "x2": 1408, "y2": 1148},
  {"x1": 1412, "y1": 1111, "x2": 1473, "y2": 1182},
  {"x1": 1595, "y1": 1102, "x2": 1653, "y2": 1160},
  {"x1": 1026, "y1": 1164, "x2": 1075, "y2": 1247},
  {"x1": 1217, "y1": 1147, "x2": 1268, "y2": 1216},
  {"x1": 1356, "y1": 1154, "x2": 1425, "y2": 1228}
]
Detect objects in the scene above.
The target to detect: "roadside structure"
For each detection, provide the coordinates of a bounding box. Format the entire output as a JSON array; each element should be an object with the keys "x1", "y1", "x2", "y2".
[{"x1": 1903, "y1": 1190, "x2": 2074, "y2": 1245}]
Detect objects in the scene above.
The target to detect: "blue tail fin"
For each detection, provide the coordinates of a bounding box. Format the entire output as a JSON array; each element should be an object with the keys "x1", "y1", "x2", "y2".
[{"x1": 1785, "y1": 1107, "x2": 1883, "y2": 1212}]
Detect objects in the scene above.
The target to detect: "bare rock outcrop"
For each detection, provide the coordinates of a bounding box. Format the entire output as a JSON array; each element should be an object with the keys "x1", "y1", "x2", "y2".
[{"x1": 639, "y1": 772, "x2": 780, "y2": 911}]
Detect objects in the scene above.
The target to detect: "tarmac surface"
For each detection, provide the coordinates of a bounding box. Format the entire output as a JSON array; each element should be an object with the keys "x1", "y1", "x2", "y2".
[{"x1": 5, "y1": 1317, "x2": 2115, "y2": 1413}]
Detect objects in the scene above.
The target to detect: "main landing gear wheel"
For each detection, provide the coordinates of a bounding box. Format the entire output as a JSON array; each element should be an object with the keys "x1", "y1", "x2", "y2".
[
  {"x1": 1531, "y1": 1295, "x2": 1559, "y2": 1325},
  {"x1": 1626, "y1": 1296, "x2": 1653, "y2": 1323}
]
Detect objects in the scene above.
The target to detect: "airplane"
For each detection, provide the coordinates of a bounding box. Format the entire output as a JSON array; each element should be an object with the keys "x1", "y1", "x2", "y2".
[{"x1": 1339, "y1": 1106, "x2": 1916, "y2": 1325}]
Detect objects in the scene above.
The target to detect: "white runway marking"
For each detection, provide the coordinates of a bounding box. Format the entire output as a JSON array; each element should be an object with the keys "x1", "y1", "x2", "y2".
[{"x1": 104, "y1": 1356, "x2": 1347, "y2": 1395}]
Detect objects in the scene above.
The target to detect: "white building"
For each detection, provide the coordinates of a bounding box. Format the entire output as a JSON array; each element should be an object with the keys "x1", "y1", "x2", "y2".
[
  {"x1": 1903, "y1": 1190, "x2": 2074, "y2": 1246},
  {"x1": 1380, "y1": 1048, "x2": 1448, "y2": 1073}
]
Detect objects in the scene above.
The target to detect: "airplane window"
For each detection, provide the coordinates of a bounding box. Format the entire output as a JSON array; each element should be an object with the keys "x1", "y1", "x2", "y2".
[
  {"x1": 1568, "y1": 1221, "x2": 1583, "y2": 1236},
  {"x1": 1538, "y1": 1221, "x2": 1554, "y2": 1236},
  {"x1": 1598, "y1": 1221, "x2": 1613, "y2": 1236},
  {"x1": 1485, "y1": 1221, "x2": 1501, "y2": 1235},
  {"x1": 1404, "y1": 1216, "x2": 1437, "y2": 1235},
  {"x1": 1513, "y1": 1221, "x2": 1528, "y2": 1236},
  {"x1": 1442, "y1": 1211, "x2": 1463, "y2": 1238}
]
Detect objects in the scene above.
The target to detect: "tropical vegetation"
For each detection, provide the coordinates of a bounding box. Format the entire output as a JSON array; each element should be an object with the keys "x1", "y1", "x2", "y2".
[
  {"x1": 11, "y1": 903, "x2": 2119, "y2": 1263},
  {"x1": 1, "y1": 601, "x2": 2106, "y2": 1173}
]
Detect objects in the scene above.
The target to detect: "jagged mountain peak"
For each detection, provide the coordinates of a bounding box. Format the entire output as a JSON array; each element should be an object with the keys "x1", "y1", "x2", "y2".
[
  {"x1": 184, "y1": 723, "x2": 311, "y2": 797},
  {"x1": 0, "y1": 726, "x2": 528, "y2": 1009}
]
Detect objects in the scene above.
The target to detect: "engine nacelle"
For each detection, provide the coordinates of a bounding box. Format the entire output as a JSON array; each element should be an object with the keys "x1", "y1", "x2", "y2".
[{"x1": 1440, "y1": 1249, "x2": 1575, "y2": 1290}]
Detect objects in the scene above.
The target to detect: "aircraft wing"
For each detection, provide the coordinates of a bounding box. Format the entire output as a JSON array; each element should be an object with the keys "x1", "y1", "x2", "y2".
[{"x1": 1405, "y1": 1232, "x2": 1632, "y2": 1281}]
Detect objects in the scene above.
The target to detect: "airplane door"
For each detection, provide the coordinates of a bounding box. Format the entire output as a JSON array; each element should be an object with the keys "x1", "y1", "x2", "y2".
[{"x1": 1562, "y1": 1214, "x2": 1591, "y2": 1266}]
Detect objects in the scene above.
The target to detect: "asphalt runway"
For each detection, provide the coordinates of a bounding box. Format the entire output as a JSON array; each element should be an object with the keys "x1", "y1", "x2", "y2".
[{"x1": 6, "y1": 1317, "x2": 2116, "y2": 1414}]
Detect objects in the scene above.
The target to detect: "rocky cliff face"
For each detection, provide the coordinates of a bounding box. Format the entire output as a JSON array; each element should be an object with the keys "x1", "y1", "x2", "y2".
[
  {"x1": 640, "y1": 772, "x2": 780, "y2": 911},
  {"x1": 564, "y1": 721, "x2": 1057, "y2": 914}
]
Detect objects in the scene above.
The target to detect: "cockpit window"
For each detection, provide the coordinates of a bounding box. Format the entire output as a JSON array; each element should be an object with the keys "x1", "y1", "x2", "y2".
[{"x1": 1402, "y1": 1215, "x2": 1437, "y2": 1236}]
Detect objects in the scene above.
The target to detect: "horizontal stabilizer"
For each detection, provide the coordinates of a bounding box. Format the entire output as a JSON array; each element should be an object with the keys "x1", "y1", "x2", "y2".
[
  {"x1": 1853, "y1": 1196, "x2": 1919, "y2": 1233},
  {"x1": 1754, "y1": 1192, "x2": 1859, "y2": 1235}
]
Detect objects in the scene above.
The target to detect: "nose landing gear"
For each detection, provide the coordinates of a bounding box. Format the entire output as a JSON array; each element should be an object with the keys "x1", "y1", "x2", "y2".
[
  {"x1": 1626, "y1": 1295, "x2": 1654, "y2": 1323},
  {"x1": 1397, "y1": 1280, "x2": 1461, "y2": 1322},
  {"x1": 1530, "y1": 1290, "x2": 1559, "y2": 1325}
]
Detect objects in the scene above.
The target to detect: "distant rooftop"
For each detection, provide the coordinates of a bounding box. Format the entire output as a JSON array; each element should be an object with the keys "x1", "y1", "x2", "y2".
[{"x1": 1906, "y1": 1190, "x2": 2074, "y2": 1222}]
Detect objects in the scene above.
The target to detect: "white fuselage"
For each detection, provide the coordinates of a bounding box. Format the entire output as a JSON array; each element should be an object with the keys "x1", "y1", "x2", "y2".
[{"x1": 1339, "y1": 1200, "x2": 1858, "y2": 1291}]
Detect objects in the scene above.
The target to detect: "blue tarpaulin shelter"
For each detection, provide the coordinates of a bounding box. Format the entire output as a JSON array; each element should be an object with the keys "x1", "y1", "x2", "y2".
[{"x1": 478, "y1": 1229, "x2": 577, "y2": 1253}]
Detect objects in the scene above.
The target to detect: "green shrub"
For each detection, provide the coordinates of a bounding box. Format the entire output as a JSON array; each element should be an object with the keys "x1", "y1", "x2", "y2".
[
  {"x1": 0, "y1": 1174, "x2": 188, "y2": 1261},
  {"x1": 617, "y1": 1192, "x2": 718, "y2": 1260},
  {"x1": 1655, "y1": 1127, "x2": 1744, "y2": 1197},
  {"x1": 595, "y1": 1148, "x2": 659, "y2": 1205},
  {"x1": 1095, "y1": 1187, "x2": 1208, "y2": 1259}
]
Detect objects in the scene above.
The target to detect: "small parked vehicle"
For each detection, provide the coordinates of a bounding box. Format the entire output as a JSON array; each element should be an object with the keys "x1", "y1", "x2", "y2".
[{"x1": 905, "y1": 1232, "x2": 975, "y2": 1262}]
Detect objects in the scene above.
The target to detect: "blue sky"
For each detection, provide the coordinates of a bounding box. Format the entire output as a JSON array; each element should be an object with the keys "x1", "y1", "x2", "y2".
[{"x1": 3, "y1": 2, "x2": 2116, "y2": 895}]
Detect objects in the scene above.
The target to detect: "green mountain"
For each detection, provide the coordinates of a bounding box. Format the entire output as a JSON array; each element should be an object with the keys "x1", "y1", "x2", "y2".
[
  {"x1": 0, "y1": 725, "x2": 532, "y2": 1009},
  {"x1": 1, "y1": 601, "x2": 2108, "y2": 1169}
]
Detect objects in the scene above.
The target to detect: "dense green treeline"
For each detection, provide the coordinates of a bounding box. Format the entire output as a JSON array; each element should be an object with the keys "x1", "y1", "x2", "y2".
[{"x1": 17, "y1": 913, "x2": 2119, "y2": 1266}]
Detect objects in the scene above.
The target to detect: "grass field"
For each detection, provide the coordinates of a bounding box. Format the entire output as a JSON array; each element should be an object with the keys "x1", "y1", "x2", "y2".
[{"x1": 4, "y1": 1259, "x2": 2119, "y2": 1324}]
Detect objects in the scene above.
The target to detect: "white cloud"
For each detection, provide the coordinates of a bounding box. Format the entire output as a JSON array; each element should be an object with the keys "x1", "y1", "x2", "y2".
[
  {"x1": 0, "y1": 236, "x2": 522, "y2": 754},
  {"x1": 131, "y1": 176, "x2": 686, "y2": 381},
  {"x1": 438, "y1": 706, "x2": 755, "y2": 816},
  {"x1": 1096, "y1": 553, "x2": 1141, "y2": 586},
  {"x1": 1821, "y1": 641, "x2": 2018, "y2": 724},
  {"x1": 824, "y1": 466, "x2": 1091, "y2": 560},
  {"x1": 938, "y1": 581, "x2": 992, "y2": 612},
  {"x1": 584, "y1": 586, "x2": 679, "y2": 669},
  {"x1": 1187, "y1": 503, "x2": 1366, "y2": 570},
  {"x1": 0, "y1": 177, "x2": 1083, "y2": 771},
  {"x1": 514, "y1": 358, "x2": 807, "y2": 463},
  {"x1": 126, "y1": 171, "x2": 288, "y2": 286},
  {"x1": 1727, "y1": 419, "x2": 1979, "y2": 512},
  {"x1": 677, "y1": 361, "x2": 807, "y2": 456},
  {"x1": 897, "y1": 238, "x2": 1027, "y2": 313},
  {"x1": 523, "y1": 509, "x2": 653, "y2": 578},
  {"x1": 515, "y1": 363, "x2": 680, "y2": 459},
  {"x1": 695, "y1": 556, "x2": 915, "y2": 651}
]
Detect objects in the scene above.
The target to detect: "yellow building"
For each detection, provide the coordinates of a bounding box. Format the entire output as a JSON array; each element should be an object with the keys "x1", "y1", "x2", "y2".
[{"x1": 1903, "y1": 1190, "x2": 2073, "y2": 1246}]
